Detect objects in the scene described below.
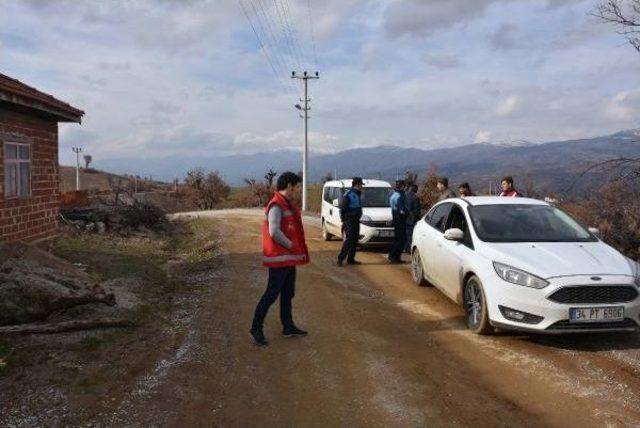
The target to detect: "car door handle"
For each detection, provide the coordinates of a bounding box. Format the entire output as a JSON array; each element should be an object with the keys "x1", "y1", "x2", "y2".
[{"x1": 329, "y1": 209, "x2": 333, "y2": 216}]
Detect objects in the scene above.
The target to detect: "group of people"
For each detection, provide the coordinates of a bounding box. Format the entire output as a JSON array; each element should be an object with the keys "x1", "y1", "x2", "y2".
[
  {"x1": 337, "y1": 175, "x2": 522, "y2": 266},
  {"x1": 250, "y1": 171, "x2": 522, "y2": 346}
]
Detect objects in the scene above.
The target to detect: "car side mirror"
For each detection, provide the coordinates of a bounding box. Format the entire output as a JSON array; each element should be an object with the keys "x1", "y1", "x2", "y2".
[
  {"x1": 332, "y1": 198, "x2": 340, "y2": 207},
  {"x1": 444, "y1": 228, "x2": 465, "y2": 241},
  {"x1": 588, "y1": 227, "x2": 600, "y2": 237}
]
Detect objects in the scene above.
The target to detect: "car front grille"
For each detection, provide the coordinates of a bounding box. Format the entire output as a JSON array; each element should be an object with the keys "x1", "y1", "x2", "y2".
[
  {"x1": 548, "y1": 286, "x2": 638, "y2": 304},
  {"x1": 367, "y1": 236, "x2": 395, "y2": 243},
  {"x1": 547, "y1": 319, "x2": 638, "y2": 331}
]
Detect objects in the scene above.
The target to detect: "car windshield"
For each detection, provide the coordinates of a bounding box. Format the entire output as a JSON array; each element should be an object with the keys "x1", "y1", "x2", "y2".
[
  {"x1": 361, "y1": 187, "x2": 391, "y2": 208},
  {"x1": 468, "y1": 204, "x2": 596, "y2": 243}
]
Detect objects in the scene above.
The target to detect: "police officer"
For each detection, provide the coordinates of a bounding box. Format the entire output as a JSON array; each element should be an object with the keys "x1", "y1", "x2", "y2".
[
  {"x1": 388, "y1": 179, "x2": 407, "y2": 264},
  {"x1": 337, "y1": 177, "x2": 364, "y2": 267}
]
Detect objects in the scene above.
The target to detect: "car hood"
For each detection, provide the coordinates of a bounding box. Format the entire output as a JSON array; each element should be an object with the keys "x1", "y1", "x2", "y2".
[
  {"x1": 362, "y1": 207, "x2": 392, "y2": 221},
  {"x1": 482, "y1": 241, "x2": 637, "y2": 279}
]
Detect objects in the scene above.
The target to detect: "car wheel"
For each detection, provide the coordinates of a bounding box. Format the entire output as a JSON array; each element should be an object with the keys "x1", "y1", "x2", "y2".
[
  {"x1": 411, "y1": 249, "x2": 430, "y2": 287},
  {"x1": 322, "y1": 221, "x2": 333, "y2": 241},
  {"x1": 463, "y1": 276, "x2": 493, "y2": 335}
]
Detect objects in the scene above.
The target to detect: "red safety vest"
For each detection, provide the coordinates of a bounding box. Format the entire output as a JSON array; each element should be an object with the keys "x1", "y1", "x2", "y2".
[
  {"x1": 500, "y1": 189, "x2": 521, "y2": 197},
  {"x1": 262, "y1": 192, "x2": 310, "y2": 268}
]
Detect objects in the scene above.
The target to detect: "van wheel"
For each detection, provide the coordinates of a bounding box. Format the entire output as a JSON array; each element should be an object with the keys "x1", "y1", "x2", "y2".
[
  {"x1": 411, "y1": 249, "x2": 430, "y2": 287},
  {"x1": 322, "y1": 221, "x2": 333, "y2": 241},
  {"x1": 463, "y1": 276, "x2": 493, "y2": 335}
]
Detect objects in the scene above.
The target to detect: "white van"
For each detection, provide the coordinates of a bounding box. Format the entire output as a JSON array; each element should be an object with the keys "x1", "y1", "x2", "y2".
[{"x1": 321, "y1": 179, "x2": 395, "y2": 245}]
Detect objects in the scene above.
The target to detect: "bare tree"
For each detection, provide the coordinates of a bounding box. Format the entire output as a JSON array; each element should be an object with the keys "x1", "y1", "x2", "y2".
[
  {"x1": 83, "y1": 154, "x2": 93, "y2": 169},
  {"x1": 264, "y1": 168, "x2": 277, "y2": 188},
  {"x1": 404, "y1": 170, "x2": 418, "y2": 187},
  {"x1": 594, "y1": 0, "x2": 640, "y2": 52},
  {"x1": 321, "y1": 171, "x2": 334, "y2": 183},
  {"x1": 184, "y1": 168, "x2": 230, "y2": 210},
  {"x1": 417, "y1": 164, "x2": 440, "y2": 211}
]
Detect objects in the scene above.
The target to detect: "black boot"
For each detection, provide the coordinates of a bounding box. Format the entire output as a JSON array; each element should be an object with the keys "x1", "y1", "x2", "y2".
[
  {"x1": 283, "y1": 325, "x2": 308, "y2": 337},
  {"x1": 250, "y1": 328, "x2": 269, "y2": 346}
]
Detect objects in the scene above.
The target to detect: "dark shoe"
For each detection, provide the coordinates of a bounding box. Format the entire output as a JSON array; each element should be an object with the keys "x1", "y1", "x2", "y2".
[
  {"x1": 347, "y1": 260, "x2": 362, "y2": 265},
  {"x1": 283, "y1": 326, "x2": 308, "y2": 337},
  {"x1": 388, "y1": 257, "x2": 403, "y2": 264},
  {"x1": 337, "y1": 259, "x2": 344, "y2": 267},
  {"x1": 250, "y1": 329, "x2": 269, "y2": 346}
]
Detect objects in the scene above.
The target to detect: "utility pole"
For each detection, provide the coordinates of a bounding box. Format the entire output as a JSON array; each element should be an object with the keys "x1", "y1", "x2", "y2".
[
  {"x1": 292, "y1": 70, "x2": 319, "y2": 212},
  {"x1": 72, "y1": 147, "x2": 82, "y2": 191}
]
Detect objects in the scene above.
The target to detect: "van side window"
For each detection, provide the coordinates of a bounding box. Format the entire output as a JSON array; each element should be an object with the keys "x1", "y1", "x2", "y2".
[{"x1": 323, "y1": 187, "x2": 332, "y2": 203}]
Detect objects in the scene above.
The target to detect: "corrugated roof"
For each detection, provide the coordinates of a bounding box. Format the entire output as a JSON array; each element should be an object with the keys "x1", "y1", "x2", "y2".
[{"x1": 0, "y1": 72, "x2": 84, "y2": 123}]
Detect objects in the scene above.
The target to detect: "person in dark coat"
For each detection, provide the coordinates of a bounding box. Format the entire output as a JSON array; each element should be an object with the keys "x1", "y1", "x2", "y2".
[
  {"x1": 337, "y1": 177, "x2": 364, "y2": 267},
  {"x1": 404, "y1": 184, "x2": 421, "y2": 253},
  {"x1": 458, "y1": 182, "x2": 476, "y2": 197},
  {"x1": 388, "y1": 180, "x2": 407, "y2": 264}
]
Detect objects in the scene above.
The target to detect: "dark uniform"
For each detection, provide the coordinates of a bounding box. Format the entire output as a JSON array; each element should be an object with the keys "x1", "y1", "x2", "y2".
[
  {"x1": 404, "y1": 189, "x2": 422, "y2": 252},
  {"x1": 388, "y1": 185, "x2": 407, "y2": 262},
  {"x1": 337, "y1": 187, "x2": 363, "y2": 265}
]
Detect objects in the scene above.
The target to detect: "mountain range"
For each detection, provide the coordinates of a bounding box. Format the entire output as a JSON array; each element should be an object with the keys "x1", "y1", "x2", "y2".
[{"x1": 93, "y1": 129, "x2": 640, "y2": 194}]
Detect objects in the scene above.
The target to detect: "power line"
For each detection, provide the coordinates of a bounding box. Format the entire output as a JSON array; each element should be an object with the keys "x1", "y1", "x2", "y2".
[
  {"x1": 272, "y1": 0, "x2": 302, "y2": 70},
  {"x1": 280, "y1": 0, "x2": 307, "y2": 68},
  {"x1": 239, "y1": 0, "x2": 295, "y2": 92},
  {"x1": 247, "y1": 0, "x2": 296, "y2": 92},
  {"x1": 306, "y1": 0, "x2": 319, "y2": 69}
]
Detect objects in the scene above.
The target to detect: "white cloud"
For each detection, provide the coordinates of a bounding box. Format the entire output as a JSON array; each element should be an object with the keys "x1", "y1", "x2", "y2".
[
  {"x1": 474, "y1": 130, "x2": 492, "y2": 143},
  {"x1": 496, "y1": 95, "x2": 520, "y2": 117},
  {"x1": 384, "y1": 0, "x2": 503, "y2": 39},
  {"x1": 3, "y1": 0, "x2": 640, "y2": 175},
  {"x1": 605, "y1": 89, "x2": 640, "y2": 121}
]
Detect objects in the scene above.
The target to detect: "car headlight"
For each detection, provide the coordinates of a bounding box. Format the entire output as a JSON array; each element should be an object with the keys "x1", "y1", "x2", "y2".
[
  {"x1": 625, "y1": 257, "x2": 640, "y2": 287},
  {"x1": 360, "y1": 215, "x2": 372, "y2": 223},
  {"x1": 493, "y1": 262, "x2": 549, "y2": 289}
]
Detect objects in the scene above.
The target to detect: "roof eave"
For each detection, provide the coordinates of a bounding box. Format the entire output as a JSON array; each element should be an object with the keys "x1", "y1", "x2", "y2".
[{"x1": 0, "y1": 91, "x2": 84, "y2": 123}]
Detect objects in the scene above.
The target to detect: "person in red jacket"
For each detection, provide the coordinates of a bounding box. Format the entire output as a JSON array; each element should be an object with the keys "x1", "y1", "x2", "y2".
[
  {"x1": 500, "y1": 176, "x2": 521, "y2": 197},
  {"x1": 250, "y1": 171, "x2": 310, "y2": 346}
]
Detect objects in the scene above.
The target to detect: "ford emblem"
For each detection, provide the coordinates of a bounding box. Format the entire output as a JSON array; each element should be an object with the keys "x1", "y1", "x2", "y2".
[{"x1": 591, "y1": 276, "x2": 602, "y2": 281}]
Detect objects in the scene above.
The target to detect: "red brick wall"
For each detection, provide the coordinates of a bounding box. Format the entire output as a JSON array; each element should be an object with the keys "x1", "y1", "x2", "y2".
[{"x1": 0, "y1": 108, "x2": 60, "y2": 242}]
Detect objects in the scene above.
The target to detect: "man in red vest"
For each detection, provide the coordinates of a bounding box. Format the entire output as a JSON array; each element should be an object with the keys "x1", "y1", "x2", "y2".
[
  {"x1": 250, "y1": 171, "x2": 310, "y2": 346},
  {"x1": 500, "y1": 176, "x2": 522, "y2": 197}
]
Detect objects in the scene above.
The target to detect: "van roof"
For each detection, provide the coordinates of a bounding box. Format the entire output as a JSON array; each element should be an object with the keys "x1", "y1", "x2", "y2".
[{"x1": 323, "y1": 179, "x2": 391, "y2": 188}]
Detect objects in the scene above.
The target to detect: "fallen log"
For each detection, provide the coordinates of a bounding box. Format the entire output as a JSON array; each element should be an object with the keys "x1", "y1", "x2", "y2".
[{"x1": 0, "y1": 318, "x2": 135, "y2": 335}]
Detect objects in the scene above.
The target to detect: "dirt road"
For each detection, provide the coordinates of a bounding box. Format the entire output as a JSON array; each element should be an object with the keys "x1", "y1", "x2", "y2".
[{"x1": 76, "y1": 210, "x2": 640, "y2": 426}]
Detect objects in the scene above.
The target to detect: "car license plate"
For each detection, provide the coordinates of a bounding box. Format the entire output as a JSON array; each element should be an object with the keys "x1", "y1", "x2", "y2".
[
  {"x1": 569, "y1": 306, "x2": 624, "y2": 323},
  {"x1": 379, "y1": 230, "x2": 394, "y2": 238}
]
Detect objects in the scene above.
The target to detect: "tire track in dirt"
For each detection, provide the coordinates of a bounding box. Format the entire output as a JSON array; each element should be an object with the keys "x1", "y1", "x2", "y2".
[{"x1": 123, "y1": 210, "x2": 640, "y2": 427}]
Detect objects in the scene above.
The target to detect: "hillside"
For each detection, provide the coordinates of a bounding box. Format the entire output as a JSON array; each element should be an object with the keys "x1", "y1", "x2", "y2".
[
  {"x1": 59, "y1": 166, "x2": 169, "y2": 193},
  {"x1": 94, "y1": 128, "x2": 640, "y2": 194}
]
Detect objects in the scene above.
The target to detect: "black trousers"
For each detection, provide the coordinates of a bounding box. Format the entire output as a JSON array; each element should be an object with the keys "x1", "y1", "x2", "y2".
[
  {"x1": 405, "y1": 222, "x2": 416, "y2": 252},
  {"x1": 251, "y1": 266, "x2": 296, "y2": 331},
  {"x1": 389, "y1": 219, "x2": 407, "y2": 261},
  {"x1": 338, "y1": 218, "x2": 360, "y2": 262}
]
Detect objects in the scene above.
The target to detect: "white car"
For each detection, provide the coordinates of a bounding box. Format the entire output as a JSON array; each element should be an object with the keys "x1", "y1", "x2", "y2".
[
  {"x1": 410, "y1": 196, "x2": 640, "y2": 334},
  {"x1": 321, "y1": 179, "x2": 395, "y2": 245}
]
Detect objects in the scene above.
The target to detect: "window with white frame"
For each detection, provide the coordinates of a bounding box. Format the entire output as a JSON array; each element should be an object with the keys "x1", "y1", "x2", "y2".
[{"x1": 4, "y1": 142, "x2": 32, "y2": 198}]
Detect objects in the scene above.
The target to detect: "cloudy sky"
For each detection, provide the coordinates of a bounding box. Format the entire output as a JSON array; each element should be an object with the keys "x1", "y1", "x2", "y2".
[{"x1": 1, "y1": 0, "x2": 639, "y2": 168}]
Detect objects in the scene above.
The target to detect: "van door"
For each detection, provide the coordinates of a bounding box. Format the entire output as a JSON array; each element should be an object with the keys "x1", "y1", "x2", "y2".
[{"x1": 326, "y1": 187, "x2": 342, "y2": 236}]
